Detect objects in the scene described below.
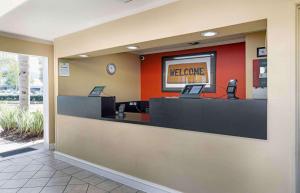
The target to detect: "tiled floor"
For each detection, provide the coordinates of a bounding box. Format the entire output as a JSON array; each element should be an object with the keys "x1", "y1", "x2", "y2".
[{"x1": 0, "y1": 150, "x2": 146, "y2": 193}]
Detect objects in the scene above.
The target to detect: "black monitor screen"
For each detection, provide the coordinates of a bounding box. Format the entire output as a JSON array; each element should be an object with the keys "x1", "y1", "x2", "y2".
[
  {"x1": 181, "y1": 84, "x2": 205, "y2": 97},
  {"x1": 182, "y1": 85, "x2": 192, "y2": 94},
  {"x1": 89, "y1": 86, "x2": 105, "y2": 97},
  {"x1": 189, "y1": 85, "x2": 203, "y2": 94}
]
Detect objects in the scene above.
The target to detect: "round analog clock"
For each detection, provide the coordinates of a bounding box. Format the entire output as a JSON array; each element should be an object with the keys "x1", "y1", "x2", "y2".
[{"x1": 106, "y1": 63, "x2": 116, "y2": 75}]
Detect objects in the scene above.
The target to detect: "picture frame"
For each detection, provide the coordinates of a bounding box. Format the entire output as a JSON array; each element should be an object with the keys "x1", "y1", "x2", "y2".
[
  {"x1": 257, "y1": 47, "x2": 267, "y2": 57},
  {"x1": 162, "y1": 51, "x2": 216, "y2": 92}
]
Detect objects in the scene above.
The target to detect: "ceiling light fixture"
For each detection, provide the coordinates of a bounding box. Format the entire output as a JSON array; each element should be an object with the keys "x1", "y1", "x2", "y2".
[
  {"x1": 201, "y1": 31, "x2": 218, "y2": 37},
  {"x1": 127, "y1": 45, "x2": 139, "y2": 50},
  {"x1": 79, "y1": 54, "x2": 88, "y2": 58}
]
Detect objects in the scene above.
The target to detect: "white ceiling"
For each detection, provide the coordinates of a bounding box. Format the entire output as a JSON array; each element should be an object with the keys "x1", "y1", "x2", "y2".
[
  {"x1": 0, "y1": 0, "x2": 176, "y2": 42},
  {"x1": 0, "y1": 0, "x2": 28, "y2": 17}
]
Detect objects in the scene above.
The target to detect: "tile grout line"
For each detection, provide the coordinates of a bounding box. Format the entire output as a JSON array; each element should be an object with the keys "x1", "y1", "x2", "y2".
[
  {"x1": 35, "y1": 155, "x2": 78, "y2": 192},
  {"x1": 58, "y1": 160, "x2": 136, "y2": 192},
  {"x1": 70, "y1": 171, "x2": 100, "y2": 193},
  {"x1": 61, "y1": 173, "x2": 73, "y2": 193},
  {"x1": 108, "y1": 183, "x2": 123, "y2": 193},
  {"x1": 68, "y1": 171, "x2": 109, "y2": 193},
  {"x1": 16, "y1": 152, "x2": 51, "y2": 193},
  {"x1": 0, "y1": 151, "x2": 141, "y2": 193},
  {"x1": 37, "y1": 153, "x2": 64, "y2": 193},
  {"x1": 65, "y1": 168, "x2": 129, "y2": 192},
  {"x1": 0, "y1": 158, "x2": 33, "y2": 191},
  {"x1": 11, "y1": 152, "x2": 57, "y2": 192},
  {"x1": 0, "y1": 152, "x2": 44, "y2": 192},
  {"x1": 86, "y1": 184, "x2": 90, "y2": 193}
]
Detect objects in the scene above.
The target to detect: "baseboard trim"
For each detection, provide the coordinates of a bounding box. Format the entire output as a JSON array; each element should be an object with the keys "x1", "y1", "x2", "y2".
[
  {"x1": 54, "y1": 151, "x2": 182, "y2": 193},
  {"x1": 49, "y1": 143, "x2": 55, "y2": 151}
]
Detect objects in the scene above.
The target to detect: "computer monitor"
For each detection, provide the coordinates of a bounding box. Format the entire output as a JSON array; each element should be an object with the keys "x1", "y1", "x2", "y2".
[
  {"x1": 88, "y1": 86, "x2": 105, "y2": 97},
  {"x1": 180, "y1": 84, "x2": 205, "y2": 98}
]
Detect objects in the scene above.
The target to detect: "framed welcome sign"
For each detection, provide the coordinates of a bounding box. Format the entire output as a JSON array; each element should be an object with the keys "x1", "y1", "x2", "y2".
[{"x1": 162, "y1": 51, "x2": 216, "y2": 92}]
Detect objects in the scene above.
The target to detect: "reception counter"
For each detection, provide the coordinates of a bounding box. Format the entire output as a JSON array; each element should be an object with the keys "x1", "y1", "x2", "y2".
[
  {"x1": 57, "y1": 96, "x2": 267, "y2": 139},
  {"x1": 57, "y1": 96, "x2": 115, "y2": 119},
  {"x1": 149, "y1": 98, "x2": 267, "y2": 139}
]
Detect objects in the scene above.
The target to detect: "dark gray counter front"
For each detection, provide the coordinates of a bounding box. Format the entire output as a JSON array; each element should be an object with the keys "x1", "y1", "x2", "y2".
[
  {"x1": 149, "y1": 98, "x2": 267, "y2": 139},
  {"x1": 57, "y1": 96, "x2": 115, "y2": 119}
]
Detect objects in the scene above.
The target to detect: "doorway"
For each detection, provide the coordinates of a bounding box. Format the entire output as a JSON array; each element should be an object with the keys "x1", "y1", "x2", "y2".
[{"x1": 0, "y1": 51, "x2": 49, "y2": 154}]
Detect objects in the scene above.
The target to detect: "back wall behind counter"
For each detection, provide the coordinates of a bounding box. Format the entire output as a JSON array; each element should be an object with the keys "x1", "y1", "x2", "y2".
[
  {"x1": 58, "y1": 53, "x2": 141, "y2": 102},
  {"x1": 141, "y1": 42, "x2": 246, "y2": 100}
]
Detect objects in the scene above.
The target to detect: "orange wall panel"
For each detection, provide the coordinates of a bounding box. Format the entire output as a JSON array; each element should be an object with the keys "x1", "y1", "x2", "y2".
[{"x1": 141, "y1": 42, "x2": 246, "y2": 100}]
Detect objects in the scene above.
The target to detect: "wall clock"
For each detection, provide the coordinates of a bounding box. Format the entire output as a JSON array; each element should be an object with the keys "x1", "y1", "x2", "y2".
[{"x1": 106, "y1": 63, "x2": 116, "y2": 75}]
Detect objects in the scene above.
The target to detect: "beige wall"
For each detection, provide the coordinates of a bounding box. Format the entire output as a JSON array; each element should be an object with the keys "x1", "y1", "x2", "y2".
[
  {"x1": 0, "y1": 35, "x2": 55, "y2": 144},
  {"x1": 58, "y1": 53, "x2": 140, "y2": 102},
  {"x1": 54, "y1": 0, "x2": 297, "y2": 193},
  {"x1": 245, "y1": 31, "x2": 267, "y2": 98},
  {"x1": 58, "y1": 114, "x2": 280, "y2": 193}
]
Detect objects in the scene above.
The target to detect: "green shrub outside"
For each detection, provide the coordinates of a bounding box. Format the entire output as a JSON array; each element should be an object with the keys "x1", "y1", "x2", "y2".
[
  {"x1": 0, "y1": 108, "x2": 43, "y2": 137},
  {"x1": 0, "y1": 95, "x2": 43, "y2": 102}
]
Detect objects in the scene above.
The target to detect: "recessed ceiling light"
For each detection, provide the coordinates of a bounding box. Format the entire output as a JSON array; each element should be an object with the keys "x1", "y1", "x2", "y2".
[
  {"x1": 79, "y1": 54, "x2": 88, "y2": 58},
  {"x1": 201, "y1": 31, "x2": 218, "y2": 37},
  {"x1": 127, "y1": 45, "x2": 139, "y2": 50}
]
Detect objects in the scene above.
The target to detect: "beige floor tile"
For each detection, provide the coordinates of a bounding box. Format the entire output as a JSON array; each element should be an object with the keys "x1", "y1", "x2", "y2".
[
  {"x1": 82, "y1": 175, "x2": 107, "y2": 185},
  {"x1": 72, "y1": 170, "x2": 94, "y2": 179},
  {"x1": 32, "y1": 170, "x2": 55, "y2": 178},
  {"x1": 0, "y1": 172, "x2": 17, "y2": 180},
  {"x1": 21, "y1": 164, "x2": 43, "y2": 172},
  {"x1": 30, "y1": 160, "x2": 44, "y2": 165},
  {"x1": 0, "y1": 179, "x2": 8, "y2": 186},
  {"x1": 69, "y1": 177, "x2": 87, "y2": 185},
  {"x1": 52, "y1": 171, "x2": 70, "y2": 178},
  {"x1": 50, "y1": 162, "x2": 72, "y2": 170},
  {"x1": 40, "y1": 165, "x2": 56, "y2": 171},
  {"x1": 2, "y1": 165, "x2": 25, "y2": 172},
  {"x1": 0, "y1": 161, "x2": 13, "y2": 169},
  {"x1": 96, "y1": 180, "x2": 122, "y2": 192},
  {"x1": 61, "y1": 166, "x2": 82, "y2": 175},
  {"x1": 1, "y1": 179, "x2": 28, "y2": 188},
  {"x1": 64, "y1": 184, "x2": 89, "y2": 193},
  {"x1": 87, "y1": 185, "x2": 108, "y2": 193},
  {"x1": 23, "y1": 178, "x2": 50, "y2": 187},
  {"x1": 40, "y1": 185, "x2": 66, "y2": 193},
  {"x1": 11, "y1": 171, "x2": 36, "y2": 179},
  {"x1": 0, "y1": 150, "x2": 142, "y2": 193},
  {"x1": 11, "y1": 157, "x2": 32, "y2": 164},
  {"x1": 110, "y1": 185, "x2": 139, "y2": 193},
  {"x1": 0, "y1": 188, "x2": 20, "y2": 193},
  {"x1": 18, "y1": 187, "x2": 43, "y2": 193},
  {"x1": 46, "y1": 176, "x2": 71, "y2": 186}
]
